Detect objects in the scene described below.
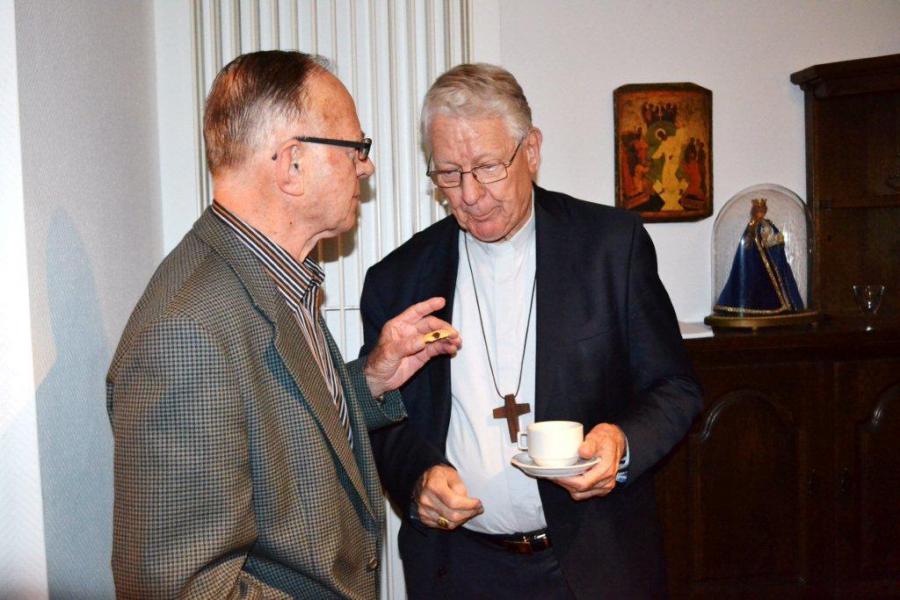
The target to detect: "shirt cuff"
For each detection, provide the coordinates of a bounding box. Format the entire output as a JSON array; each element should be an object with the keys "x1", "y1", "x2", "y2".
[{"x1": 616, "y1": 435, "x2": 630, "y2": 483}]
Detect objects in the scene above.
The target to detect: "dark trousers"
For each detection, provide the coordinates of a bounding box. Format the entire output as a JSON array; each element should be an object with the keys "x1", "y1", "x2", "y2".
[{"x1": 405, "y1": 528, "x2": 576, "y2": 600}]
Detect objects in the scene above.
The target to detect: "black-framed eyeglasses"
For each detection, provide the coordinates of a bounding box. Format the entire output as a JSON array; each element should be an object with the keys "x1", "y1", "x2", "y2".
[
  {"x1": 271, "y1": 136, "x2": 373, "y2": 161},
  {"x1": 426, "y1": 139, "x2": 523, "y2": 189}
]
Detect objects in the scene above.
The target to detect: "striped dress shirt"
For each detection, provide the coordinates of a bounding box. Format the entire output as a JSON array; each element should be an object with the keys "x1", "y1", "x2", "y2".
[{"x1": 212, "y1": 201, "x2": 352, "y2": 448}]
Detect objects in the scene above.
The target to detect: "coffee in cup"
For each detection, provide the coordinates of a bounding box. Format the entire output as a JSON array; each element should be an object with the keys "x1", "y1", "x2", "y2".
[{"x1": 516, "y1": 421, "x2": 583, "y2": 467}]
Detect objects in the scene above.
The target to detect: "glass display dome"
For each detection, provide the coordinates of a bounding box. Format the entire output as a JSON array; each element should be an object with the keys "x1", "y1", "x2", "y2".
[{"x1": 705, "y1": 183, "x2": 818, "y2": 328}]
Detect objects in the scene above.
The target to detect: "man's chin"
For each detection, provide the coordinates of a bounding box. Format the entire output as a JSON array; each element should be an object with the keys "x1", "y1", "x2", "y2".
[
  {"x1": 340, "y1": 215, "x2": 358, "y2": 234},
  {"x1": 341, "y1": 199, "x2": 360, "y2": 230},
  {"x1": 464, "y1": 223, "x2": 507, "y2": 243}
]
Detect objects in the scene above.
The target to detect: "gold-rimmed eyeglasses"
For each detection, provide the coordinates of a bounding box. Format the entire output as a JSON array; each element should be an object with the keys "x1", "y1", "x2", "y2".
[
  {"x1": 426, "y1": 139, "x2": 523, "y2": 189},
  {"x1": 271, "y1": 136, "x2": 372, "y2": 161}
]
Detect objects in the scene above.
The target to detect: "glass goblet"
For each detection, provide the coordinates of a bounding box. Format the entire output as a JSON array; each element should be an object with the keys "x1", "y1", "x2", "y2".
[{"x1": 851, "y1": 284, "x2": 885, "y2": 330}]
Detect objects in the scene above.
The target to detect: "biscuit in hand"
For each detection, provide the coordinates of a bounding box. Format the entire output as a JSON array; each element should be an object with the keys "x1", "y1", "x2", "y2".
[{"x1": 423, "y1": 328, "x2": 453, "y2": 344}]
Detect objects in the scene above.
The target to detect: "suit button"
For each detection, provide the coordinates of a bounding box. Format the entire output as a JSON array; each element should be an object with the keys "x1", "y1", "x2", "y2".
[{"x1": 367, "y1": 557, "x2": 379, "y2": 571}]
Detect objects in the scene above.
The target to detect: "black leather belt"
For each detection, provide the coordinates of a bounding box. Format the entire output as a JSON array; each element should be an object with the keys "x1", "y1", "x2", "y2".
[{"x1": 460, "y1": 527, "x2": 552, "y2": 554}]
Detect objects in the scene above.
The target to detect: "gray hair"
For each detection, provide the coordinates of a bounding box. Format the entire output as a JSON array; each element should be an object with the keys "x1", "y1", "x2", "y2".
[
  {"x1": 420, "y1": 63, "x2": 532, "y2": 150},
  {"x1": 203, "y1": 50, "x2": 332, "y2": 175}
]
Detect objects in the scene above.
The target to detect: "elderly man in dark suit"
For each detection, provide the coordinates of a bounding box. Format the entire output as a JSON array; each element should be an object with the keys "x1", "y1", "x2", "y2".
[
  {"x1": 360, "y1": 63, "x2": 703, "y2": 599},
  {"x1": 107, "y1": 51, "x2": 459, "y2": 599}
]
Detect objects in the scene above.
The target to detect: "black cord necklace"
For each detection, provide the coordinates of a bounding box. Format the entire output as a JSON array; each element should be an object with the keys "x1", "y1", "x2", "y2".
[{"x1": 463, "y1": 232, "x2": 536, "y2": 442}]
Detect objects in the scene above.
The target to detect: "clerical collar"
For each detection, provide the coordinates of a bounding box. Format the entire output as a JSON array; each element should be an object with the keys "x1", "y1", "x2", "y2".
[{"x1": 465, "y1": 195, "x2": 536, "y2": 257}]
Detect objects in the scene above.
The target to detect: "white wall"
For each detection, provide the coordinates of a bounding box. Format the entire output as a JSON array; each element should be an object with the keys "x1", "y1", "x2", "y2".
[
  {"x1": 483, "y1": 0, "x2": 900, "y2": 322},
  {"x1": 12, "y1": 0, "x2": 162, "y2": 596},
  {"x1": 154, "y1": 0, "x2": 197, "y2": 253},
  {"x1": 1, "y1": 1, "x2": 47, "y2": 596}
]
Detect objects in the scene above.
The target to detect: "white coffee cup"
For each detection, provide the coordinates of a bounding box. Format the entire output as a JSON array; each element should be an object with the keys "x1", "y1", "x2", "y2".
[{"x1": 516, "y1": 421, "x2": 583, "y2": 467}]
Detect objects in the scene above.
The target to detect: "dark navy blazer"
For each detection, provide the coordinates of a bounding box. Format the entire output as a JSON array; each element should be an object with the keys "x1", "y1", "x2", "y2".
[{"x1": 360, "y1": 185, "x2": 703, "y2": 598}]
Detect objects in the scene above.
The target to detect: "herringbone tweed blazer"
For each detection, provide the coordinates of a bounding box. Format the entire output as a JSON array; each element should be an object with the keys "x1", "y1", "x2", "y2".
[{"x1": 107, "y1": 208, "x2": 405, "y2": 599}]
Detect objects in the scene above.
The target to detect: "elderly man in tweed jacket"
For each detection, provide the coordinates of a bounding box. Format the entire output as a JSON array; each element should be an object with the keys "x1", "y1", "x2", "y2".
[{"x1": 106, "y1": 51, "x2": 460, "y2": 599}]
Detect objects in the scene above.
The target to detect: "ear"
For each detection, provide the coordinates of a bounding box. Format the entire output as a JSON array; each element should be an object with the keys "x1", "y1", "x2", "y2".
[
  {"x1": 525, "y1": 127, "x2": 543, "y2": 177},
  {"x1": 275, "y1": 144, "x2": 305, "y2": 196}
]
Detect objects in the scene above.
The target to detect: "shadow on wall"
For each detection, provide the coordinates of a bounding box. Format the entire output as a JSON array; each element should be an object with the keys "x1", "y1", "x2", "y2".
[{"x1": 36, "y1": 210, "x2": 115, "y2": 599}]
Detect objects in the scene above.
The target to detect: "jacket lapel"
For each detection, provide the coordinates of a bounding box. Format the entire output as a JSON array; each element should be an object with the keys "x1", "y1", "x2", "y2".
[
  {"x1": 419, "y1": 218, "x2": 460, "y2": 447},
  {"x1": 533, "y1": 185, "x2": 569, "y2": 421},
  {"x1": 271, "y1": 306, "x2": 372, "y2": 517},
  {"x1": 193, "y1": 209, "x2": 372, "y2": 516},
  {"x1": 320, "y1": 321, "x2": 383, "y2": 515}
]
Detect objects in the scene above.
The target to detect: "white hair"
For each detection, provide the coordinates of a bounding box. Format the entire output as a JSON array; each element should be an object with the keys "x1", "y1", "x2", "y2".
[{"x1": 420, "y1": 63, "x2": 532, "y2": 150}]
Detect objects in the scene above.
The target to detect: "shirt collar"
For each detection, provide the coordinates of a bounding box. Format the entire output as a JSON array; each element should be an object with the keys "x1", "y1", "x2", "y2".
[{"x1": 211, "y1": 201, "x2": 324, "y2": 305}]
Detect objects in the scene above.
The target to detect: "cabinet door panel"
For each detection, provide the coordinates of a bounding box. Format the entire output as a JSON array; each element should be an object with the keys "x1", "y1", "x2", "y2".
[
  {"x1": 661, "y1": 362, "x2": 827, "y2": 599},
  {"x1": 835, "y1": 359, "x2": 900, "y2": 597},
  {"x1": 692, "y1": 389, "x2": 799, "y2": 580}
]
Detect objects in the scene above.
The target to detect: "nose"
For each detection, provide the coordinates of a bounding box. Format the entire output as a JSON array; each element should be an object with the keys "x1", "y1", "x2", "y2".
[
  {"x1": 459, "y1": 171, "x2": 483, "y2": 206},
  {"x1": 357, "y1": 156, "x2": 375, "y2": 179}
]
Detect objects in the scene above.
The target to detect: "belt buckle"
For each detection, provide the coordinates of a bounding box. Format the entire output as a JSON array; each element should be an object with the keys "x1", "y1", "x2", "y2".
[
  {"x1": 506, "y1": 532, "x2": 550, "y2": 554},
  {"x1": 508, "y1": 536, "x2": 534, "y2": 555},
  {"x1": 531, "y1": 532, "x2": 550, "y2": 552}
]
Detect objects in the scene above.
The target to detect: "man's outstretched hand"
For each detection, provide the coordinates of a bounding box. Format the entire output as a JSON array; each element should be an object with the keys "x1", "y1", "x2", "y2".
[{"x1": 364, "y1": 297, "x2": 461, "y2": 398}]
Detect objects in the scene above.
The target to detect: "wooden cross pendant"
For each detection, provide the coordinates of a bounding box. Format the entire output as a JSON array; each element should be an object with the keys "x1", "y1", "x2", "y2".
[{"x1": 493, "y1": 394, "x2": 531, "y2": 443}]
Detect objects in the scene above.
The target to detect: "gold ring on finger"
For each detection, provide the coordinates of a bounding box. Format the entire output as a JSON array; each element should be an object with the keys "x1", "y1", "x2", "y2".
[{"x1": 437, "y1": 516, "x2": 450, "y2": 529}]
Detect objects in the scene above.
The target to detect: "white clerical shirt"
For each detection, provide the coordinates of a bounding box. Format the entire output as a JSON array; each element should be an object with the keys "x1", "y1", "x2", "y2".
[{"x1": 446, "y1": 201, "x2": 545, "y2": 534}]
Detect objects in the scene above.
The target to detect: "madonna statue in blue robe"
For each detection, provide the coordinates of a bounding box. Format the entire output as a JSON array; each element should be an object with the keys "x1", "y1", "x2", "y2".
[{"x1": 714, "y1": 198, "x2": 805, "y2": 315}]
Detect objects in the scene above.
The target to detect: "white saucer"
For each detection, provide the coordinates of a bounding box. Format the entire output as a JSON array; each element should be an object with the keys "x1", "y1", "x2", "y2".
[{"x1": 511, "y1": 452, "x2": 599, "y2": 479}]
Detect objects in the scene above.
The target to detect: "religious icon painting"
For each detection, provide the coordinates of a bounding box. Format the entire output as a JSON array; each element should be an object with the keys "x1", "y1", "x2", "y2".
[{"x1": 613, "y1": 83, "x2": 713, "y2": 222}]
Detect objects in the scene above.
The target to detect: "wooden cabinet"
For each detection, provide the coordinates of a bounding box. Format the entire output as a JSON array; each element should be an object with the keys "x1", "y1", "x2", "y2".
[
  {"x1": 790, "y1": 53, "x2": 900, "y2": 320},
  {"x1": 657, "y1": 53, "x2": 900, "y2": 598},
  {"x1": 657, "y1": 322, "x2": 900, "y2": 599}
]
